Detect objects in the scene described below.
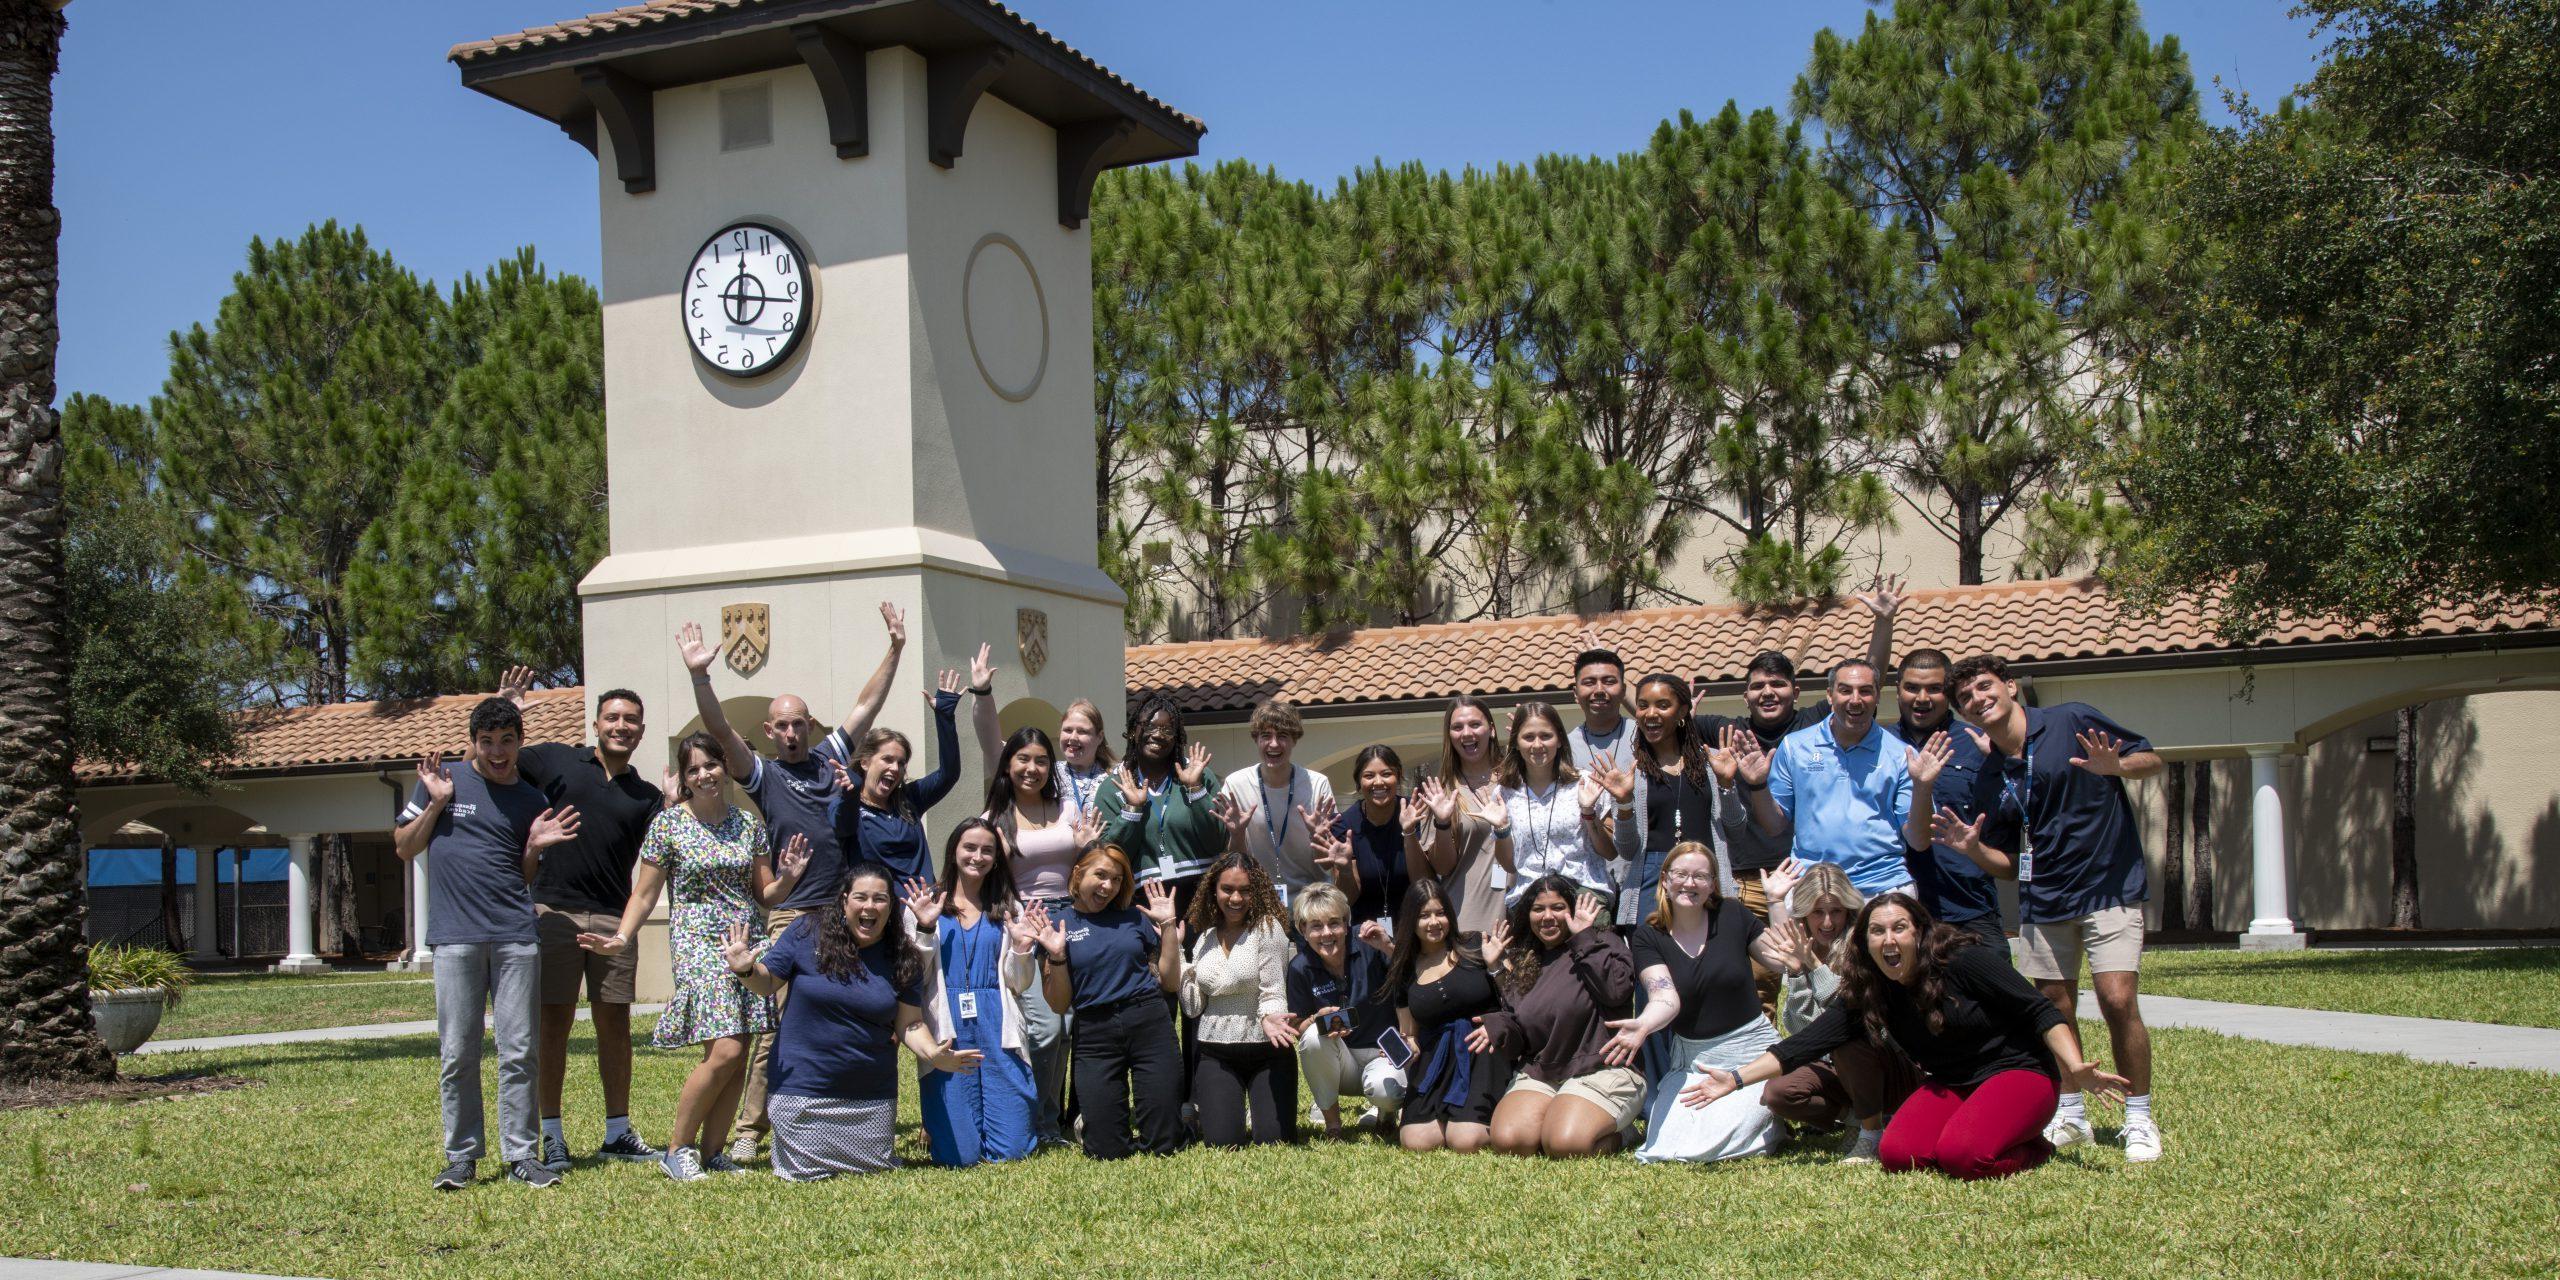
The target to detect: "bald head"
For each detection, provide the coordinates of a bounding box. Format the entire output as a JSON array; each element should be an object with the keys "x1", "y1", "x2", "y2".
[{"x1": 763, "y1": 694, "x2": 822, "y2": 761}]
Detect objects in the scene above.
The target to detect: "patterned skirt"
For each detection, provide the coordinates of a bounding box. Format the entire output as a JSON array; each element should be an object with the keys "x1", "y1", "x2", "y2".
[
  {"x1": 769, "y1": 1092, "x2": 898, "y2": 1181},
  {"x1": 654, "y1": 903, "x2": 777, "y2": 1048}
]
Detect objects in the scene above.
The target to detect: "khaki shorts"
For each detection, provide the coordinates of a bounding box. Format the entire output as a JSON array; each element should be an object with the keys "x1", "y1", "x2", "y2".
[
  {"x1": 1505, "y1": 1065, "x2": 1645, "y2": 1130},
  {"x1": 2016, "y1": 903, "x2": 2145, "y2": 980},
  {"x1": 535, "y1": 905, "x2": 637, "y2": 1006}
]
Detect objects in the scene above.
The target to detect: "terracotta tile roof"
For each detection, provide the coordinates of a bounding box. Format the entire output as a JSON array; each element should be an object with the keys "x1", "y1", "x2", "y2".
[
  {"x1": 76, "y1": 689, "x2": 590, "y2": 784},
  {"x1": 1122, "y1": 577, "x2": 2557, "y2": 718},
  {"x1": 447, "y1": 0, "x2": 1206, "y2": 132}
]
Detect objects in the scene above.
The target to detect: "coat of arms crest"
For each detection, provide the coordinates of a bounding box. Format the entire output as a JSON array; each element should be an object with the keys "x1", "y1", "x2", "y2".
[
  {"x1": 1016, "y1": 607, "x2": 1048, "y2": 678},
  {"x1": 721, "y1": 603, "x2": 770, "y2": 676}
]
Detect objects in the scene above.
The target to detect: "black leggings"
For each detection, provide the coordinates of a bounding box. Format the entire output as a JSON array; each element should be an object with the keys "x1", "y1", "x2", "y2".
[
  {"x1": 1071, "y1": 996, "x2": 1186, "y2": 1159},
  {"x1": 1193, "y1": 1039, "x2": 1299, "y2": 1148}
]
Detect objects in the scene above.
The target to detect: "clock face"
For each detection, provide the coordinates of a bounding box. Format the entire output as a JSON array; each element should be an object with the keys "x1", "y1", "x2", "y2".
[{"x1": 681, "y1": 222, "x2": 811, "y2": 376}]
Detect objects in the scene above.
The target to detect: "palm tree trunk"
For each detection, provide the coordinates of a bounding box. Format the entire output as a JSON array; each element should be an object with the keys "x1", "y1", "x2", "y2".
[
  {"x1": 2391, "y1": 704, "x2": 2422, "y2": 929},
  {"x1": 0, "y1": 0, "x2": 114, "y2": 1083}
]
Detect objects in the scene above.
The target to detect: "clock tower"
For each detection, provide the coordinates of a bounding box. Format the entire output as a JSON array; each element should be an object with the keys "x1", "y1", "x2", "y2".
[{"x1": 449, "y1": 3, "x2": 1200, "y2": 787}]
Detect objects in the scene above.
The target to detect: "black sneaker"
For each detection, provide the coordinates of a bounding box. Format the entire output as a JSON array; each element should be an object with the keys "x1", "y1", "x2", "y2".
[
  {"x1": 540, "y1": 1132, "x2": 573, "y2": 1172},
  {"x1": 508, "y1": 1158, "x2": 562, "y2": 1188},
  {"x1": 431, "y1": 1159, "x2": 475, "y2": 1191},
  {"x1": 594, "y1": 1129, "x2": 662, "y2": 1162}
]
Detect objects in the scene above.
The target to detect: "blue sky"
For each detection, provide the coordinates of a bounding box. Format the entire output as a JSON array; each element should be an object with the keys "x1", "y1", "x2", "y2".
[{"x1": 52, "y1": 0, "x2": 2328, "y2": 408}]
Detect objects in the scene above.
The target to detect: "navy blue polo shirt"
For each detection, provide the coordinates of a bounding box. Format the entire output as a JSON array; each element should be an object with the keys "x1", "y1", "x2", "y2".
[
  {"x1": 1059, "y1": 906, "x2": 1162, "y2": 1010},
  {"x1": 1328, "y1": 809, "x2": 1413, "y2": 926},
  {"x1": 1887, "y1": 716, "x2": 1999, "y2": 926},
  {"x1": 1967, "y1": 703, "x2": 2153, "y2": 924},
  {"x1": 1286, "y1": 937, "x2": 1397, "y2": 1048}
]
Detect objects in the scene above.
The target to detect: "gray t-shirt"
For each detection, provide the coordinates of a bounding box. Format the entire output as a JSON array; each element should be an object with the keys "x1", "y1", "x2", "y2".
[
  {"x1": 743, "y1": 729, "x2": 853, "y2": 900},
  {"x1": 405, "y1": 763, "x2": 551, "y2": 946}
]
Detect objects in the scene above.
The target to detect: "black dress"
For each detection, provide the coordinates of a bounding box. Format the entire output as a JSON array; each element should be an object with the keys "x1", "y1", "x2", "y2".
[{"x1": 1399, "y1": 958, "x2": 1512, "y2": 1126}]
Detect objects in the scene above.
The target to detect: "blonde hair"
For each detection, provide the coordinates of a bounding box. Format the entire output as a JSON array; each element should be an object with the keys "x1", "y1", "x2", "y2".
[
  {"x1": 1291, "y1": 882, "x2": 1352, "y2": 934},
  {"x1": 1787, "y1": 862, "x2": 1865, "y2": 967},
  {"x1": 1642, "y1": 841, "x2": 1723, "y2": 931}
]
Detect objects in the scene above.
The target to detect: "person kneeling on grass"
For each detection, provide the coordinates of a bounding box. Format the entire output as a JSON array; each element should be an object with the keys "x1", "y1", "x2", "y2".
[
  {"x1": 1287, "y1": 883, "x2": 1406, "y2": 1137},
  {"x1": 719, "y1": 862, "x2": 982, "y2": 1181},
  {"x1": 1469, "y1": 875, "x2": 1638, "y2": 1158},
  {"x1": 1685, "y1": 893, "x2": 2128, "y2": 1180},
  {"x1": 1757, "y1": 863, "x2": 1919, "y2": 1163}
]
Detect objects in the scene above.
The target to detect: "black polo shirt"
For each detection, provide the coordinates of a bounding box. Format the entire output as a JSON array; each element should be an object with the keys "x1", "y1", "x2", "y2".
[
  {"x1": 519, "y1": 742, "x2": 664, "y2": 915},
  {"x1": 1887, "y1": 715, "x2": 1999, "y2": 925},
  {"x1": 1965, "y1": 703, "x2": 2152, "y2": 925},
  {"x1": 1691, "y1": 707, "x2": 1821, "y2": 872}
]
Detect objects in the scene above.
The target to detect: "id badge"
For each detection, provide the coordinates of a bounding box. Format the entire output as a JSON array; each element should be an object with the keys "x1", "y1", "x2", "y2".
[
  {"x1": 956, "y1": 991, "x2": 980, "y2": 1021},
  {"x1": 2017, "y1": 832, "x2": 2034, "y2": 885}
]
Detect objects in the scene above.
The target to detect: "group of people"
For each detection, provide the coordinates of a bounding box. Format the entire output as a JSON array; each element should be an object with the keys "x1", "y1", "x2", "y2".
[{"x1": 399, "y1": 581, "x2": 2164, "y2": 1190}]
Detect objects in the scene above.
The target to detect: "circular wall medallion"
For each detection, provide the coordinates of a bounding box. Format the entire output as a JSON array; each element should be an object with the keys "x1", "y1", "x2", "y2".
[{"x1": 962, "y1": 233, "x2": 1048, "y2": 402}]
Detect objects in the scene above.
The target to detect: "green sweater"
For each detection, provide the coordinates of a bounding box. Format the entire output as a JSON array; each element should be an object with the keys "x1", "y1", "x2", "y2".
[{"x1": 1095, "y1": 764, "x2": 1226, "y2": 884}]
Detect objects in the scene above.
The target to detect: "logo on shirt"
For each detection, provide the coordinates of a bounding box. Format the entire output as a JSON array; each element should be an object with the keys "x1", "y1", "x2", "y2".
[
  {"x1": 1065, "y1": 926, "x2": 1092, "y2": 943},
  {"x1": 450, "y1": 802, "x2": 479, "y2": 820}
]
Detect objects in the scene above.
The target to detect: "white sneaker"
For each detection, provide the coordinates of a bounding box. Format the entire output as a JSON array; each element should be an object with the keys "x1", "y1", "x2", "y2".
[
  {"x1": 2121, "y1": 1116, "x2": 2163, "y2": 1163},
  {"x1": 660, "y1": 1145, "x2": 706, "y2": 1183},
  {"x1": 1840, "y1": 1128, "x2": 1883, "y2": 1164},
  {"x1": 723, "y1": 1131, "x2": 759, "y2": 1165},
  {"x1": 2044, "y1": 1115, "x2": 2095, "y2": 1149}
]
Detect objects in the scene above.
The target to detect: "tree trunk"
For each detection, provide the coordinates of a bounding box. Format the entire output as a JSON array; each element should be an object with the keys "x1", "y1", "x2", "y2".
[
  {"x1": 1955, "y1": 480, "x2": 1985, "y2": 585},
  {"x1": 318, "y1": 830, "x2": 363, "y2": 958},
  {"x1": 2391, "y1": 703, "x2": 2422, "y2": 929},
  {"x1": 2160, "y1": 762, "x2": 2188, "y2": 932},
  {"x1": 157, "y1": 835, "x2": 182, "y2": 950},
  {"x1": 2187, "y1": 760, "x2": 2215, "y2": 931},
  {"x1": 0, "y1": 0, "x2": 113, "y2": 1083}
]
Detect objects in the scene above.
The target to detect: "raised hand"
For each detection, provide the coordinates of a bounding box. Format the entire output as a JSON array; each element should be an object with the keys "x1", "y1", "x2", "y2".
[
  {"x1": 926, "y1": 1041, "x2": 984, "y2": 1074},
  {"x1": 1111, "y1": 762, "x2": 1147, "y2": 807},
  {"x1": 1310, "y1": 824, "x2": 1353, "y2": 873},
  {"x1": 1706, "y1": 734, "x2": 1740, "y2": 787},
  {"x1": 1485, "y1": 793, "x2": 1512, "y2": 836},
  {"x1": 1722, "y1": 724, "x2": 1771, "y2": 788},
  {"x1": 1762, "y1": 855, "x2": 1804, "y2": 909},
  {"x1": 1482, "y1": 918, "x2": 1513, "y2": 960},
  {"x1": 496, "y1": 664, "x2": 535, "y2": 707},
  {"x1": 1853, "y1": 573, "x2": 1907, "y2": 620},
  {"x1": 902, "y1": 876, "x2": 942, "y2": 930},
  {"x1": 829, "y1": 757, "x2": 858, "y2": 794},
  {"x1": 969, "y1": 642, "x2": 997, "y2": 691},
  {"x1": 878, "y1": 601, "x2": 907, "y2": 648},
  {"x1": 1576, "y1": 771, "x2": 1606, "y2": 816},
  {"x1": 1586, "y1": 752, "x2": 1635, "y2": 806},
  {"x1": 2070, "y1": 728, "x2": 2127, "y2": 776},
  {"x1": 1930, "y1": 806, "x2": 1988, "y2": 855},
  {"x1": 1418, "y1": 776, "x2": 1458, "y2": 826},
  {"x1": 1004, "y1": 902, "x2": 1040, "y2": 954},
  {"x1": 1357, "y1": 918, "x2": 1390, "y2": 950},
  {"x1": 661, "y1": 766, "x2": 683, "y2": 804},
  {"x1": 675, "y1": 621, "x2": 719, "y2": 675},
  {"x1": 774, "y1": 833, "x2": 812, "y2": 882},
  {"x1": 1139, "y1": 879, "x2": 1180, "y2": 927},
  {"x1": 1399, "y1": 791, "x2": 1429, "y2": 833},
  {"x1": 718, "y1": 921, "x2": 758, "y2": 974},
  {"x1": 1599, "y1": 1017, "x2": 1648, "y2": 1067},
  {"x1": 1072, "y1": 804, "x2": 1106, "y2": 850},
  {"x1": 1212, "y1": 793, "x2": 1255, "y2": 843},
  {"x1": 1762, "y1": 913, "x2": 1815, "y2": 975},
  {"x1": 1175, "y1": 741, "x2": 1212, "y2": 789},
  {"x1": 932, "y1": 667, "x2": 965, "y2": 704},
  {"x1": 1463, "y1": 1018, "x2": 1495, "y2": 1055},
  {"x1": 528, "y1": 806, "x2": 582, "y2": 853},
  {"x1": 416, "y1": 753, "x2": 455, "y2": 806},
  {"x1": 1569, "y1": 890, "x2": 1605, "y2": 936},
  {"x1": 1910, "y1": 731, "x2": 1954, "y2": 787},
  {"x1": 1025, "y1": 900, "x2": 1067, "y2": 960}
]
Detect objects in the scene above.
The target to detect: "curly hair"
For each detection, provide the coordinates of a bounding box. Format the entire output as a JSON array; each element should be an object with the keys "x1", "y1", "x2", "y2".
[
  {"x1": 810, "y1": 861, "x2": 926, "y2": 989},
  {"x1": 1492, "y1": 874, "x2": 1585, "y2": 999},
  {"x1": 1630, "y1": 673, "x2": 1709, "y2": 785},
  {"x1": 1833, "y1": 892, "x2": 1971, "y2": 1048},
  {"x1": 1184, "y1": 850, "x2": 1287, "y2": 938}
]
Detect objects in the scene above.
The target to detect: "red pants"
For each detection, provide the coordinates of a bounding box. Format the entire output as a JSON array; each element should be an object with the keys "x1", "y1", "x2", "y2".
[{"x1": 1878, "y1": 1069, "x2": 2057, "y2": 1181}]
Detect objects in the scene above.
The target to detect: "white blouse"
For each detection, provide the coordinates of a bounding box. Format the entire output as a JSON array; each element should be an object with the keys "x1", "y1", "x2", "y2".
[
  {"x1": 1500, "y1": 779, "x2": 1612, "y2": 901},
  {"x1": 1179, "y1": 918, "x2": 1291, "y2": 1044}
]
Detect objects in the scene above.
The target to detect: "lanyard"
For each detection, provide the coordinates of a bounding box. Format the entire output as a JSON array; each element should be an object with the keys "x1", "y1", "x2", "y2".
[
  {"x1": 2002, "y1": 744, "x2": 2035, "y2": 881},
  {"x1": 1519, "y1": 781, "x2": 1565, "y2": 871},
  {"x1": 1260, "y1": 772, "x2": 1298, "y2": 852},
  {"x1": 1062, "y1": 762, "x2": 1103, "y2": 815}
]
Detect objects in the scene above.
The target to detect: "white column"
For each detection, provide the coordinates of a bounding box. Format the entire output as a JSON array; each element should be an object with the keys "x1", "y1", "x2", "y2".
[
  {"x1": 403, "y1": 850, "x2": 435, "y2": 972},
  {"x1": 275, "y1": 834, "x2": 329, "y2": 974},
  {"x1": 190, "y1": 846, "x2": 219, "y2": 962},
  {"x1": 2241, "y1": 748, "x2": 2308, "y2": 950}
]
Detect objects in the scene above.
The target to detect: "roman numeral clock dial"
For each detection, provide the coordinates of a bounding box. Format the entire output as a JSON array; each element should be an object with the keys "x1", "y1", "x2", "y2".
[{"x1": 681, "y1": 221, "x2": 812, "y2": 376}]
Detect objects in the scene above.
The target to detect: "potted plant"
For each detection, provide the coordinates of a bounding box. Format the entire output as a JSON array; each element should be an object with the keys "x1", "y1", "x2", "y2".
[{"x1": 87, "y1": 943, "x2": 194, "y2": 1054}]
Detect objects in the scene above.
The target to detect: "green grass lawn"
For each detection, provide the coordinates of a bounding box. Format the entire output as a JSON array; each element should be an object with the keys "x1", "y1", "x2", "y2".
[
  {"x1": 7, "y1": 1022, "x2": 2555, "y2": 1279},
  {"x1": 2140, "y1": 947, "x2": 2560, "y2": 1029},
  {"x1": 157, "y1": 970, "x2": 436, "y2": 1040}
]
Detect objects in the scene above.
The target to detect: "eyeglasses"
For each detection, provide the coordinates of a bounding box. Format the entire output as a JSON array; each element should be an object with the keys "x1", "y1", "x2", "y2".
[{"x1": 1663, "y1": 871, "x2": 1717, "y2": 886}]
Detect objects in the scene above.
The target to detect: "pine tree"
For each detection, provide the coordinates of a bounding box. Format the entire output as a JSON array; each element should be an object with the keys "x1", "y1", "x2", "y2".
[{"x1": 1797, "y1": 0, "x2": 2194, "y2": 583}]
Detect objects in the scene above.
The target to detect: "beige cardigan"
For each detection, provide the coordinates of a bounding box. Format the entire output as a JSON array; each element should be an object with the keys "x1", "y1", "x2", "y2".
[{"x1": 1179, "y1": 919, "x2": 1291, "y2": 1045}]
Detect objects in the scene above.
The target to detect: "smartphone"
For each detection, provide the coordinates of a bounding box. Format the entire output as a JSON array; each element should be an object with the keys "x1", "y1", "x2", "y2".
[
  {"x1": 1375, "y1": 1027, "x2": 1415, "y2": 1069},
  {"x1": 1317, "y1": 1008, "x2": 1352, "y2": 1037}
]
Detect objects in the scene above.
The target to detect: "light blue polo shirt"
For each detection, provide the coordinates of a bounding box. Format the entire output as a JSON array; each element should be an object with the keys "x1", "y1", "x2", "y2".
[{"x1": 1768, "y1": 716, "x2": 1915, "y2": 896}]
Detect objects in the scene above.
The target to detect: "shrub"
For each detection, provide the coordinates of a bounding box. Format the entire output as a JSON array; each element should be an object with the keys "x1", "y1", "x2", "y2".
[{"x1": 88, "y1": 944, "x2": 194, "y2": 1007}]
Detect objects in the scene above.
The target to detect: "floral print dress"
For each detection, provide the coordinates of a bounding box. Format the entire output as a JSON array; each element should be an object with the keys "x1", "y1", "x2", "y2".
[{"x1": 644, "y1": 803, "x2": 779, "y2": 1048}]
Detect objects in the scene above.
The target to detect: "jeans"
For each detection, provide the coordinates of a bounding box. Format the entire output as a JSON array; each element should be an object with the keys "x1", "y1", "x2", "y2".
[
  {"x1": 1071, "y1": 995, "x2": 1186, "y2": 1159},
  {"x1": 1019, "y1": 895, "x2": 1073, "y2": 1144},
  {"x1": 434, "y1": 941, "x2": 542, "y2": 1164}
]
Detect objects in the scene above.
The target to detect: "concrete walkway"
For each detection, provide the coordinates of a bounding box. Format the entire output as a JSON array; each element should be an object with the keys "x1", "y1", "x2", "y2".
[
  {"x1": 133, "y1": 1004, "x2": 665, "y2": 1056},
  {"x1": 0, "y1": 1263, "x2": 318, "y2": 1280},
  {"x1": 2089, "y1": 989, "x2": 2560, "y2": 1073}
]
